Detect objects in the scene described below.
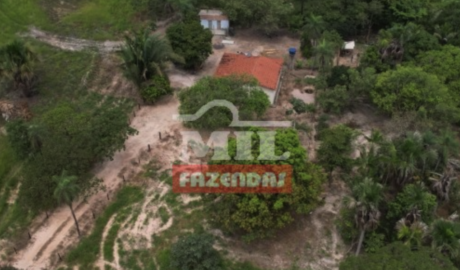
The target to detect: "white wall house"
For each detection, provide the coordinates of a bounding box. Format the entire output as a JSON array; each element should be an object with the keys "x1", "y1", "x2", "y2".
[{"x1": 199, "y1": 10, "x2": 229, "y2": 36}]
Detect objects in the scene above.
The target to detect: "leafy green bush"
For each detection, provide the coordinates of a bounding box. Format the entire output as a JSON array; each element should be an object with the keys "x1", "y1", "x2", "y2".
[
  {"x1": 166, "y1": 16, "x2": 213, "y2": 70},
  {"x1": 140, "y1": 75, "x2": 172, "y2": 103},
  {"x1": 326, "y1": 65, "x2": 350, "y2": 87},
  {"x1": 387, "y1": 184, "x2": 437, "y2": 224},
  {"x1": 364, "y1": 232, "x2": 385, "y2": 253},
  {"x1": 300, "y1": 33, "x2": 313, "y2": 58},
  {"x1": 317, "y1": 125, "x2": 356, "y2": 173},
  {"x1": 336, "y1": 207, "x2": 359, "y2": 244},
  {"x1": 317, "y1": 85, "x2": 350, "y2": 114},
  {"x1": 290, "y1": 98, "x2": 310, "y2": 114},
  {"x1": 170, "y1": 233, "x2": 223, "y2": 270},
  {"x1": 372, "y1": 66, "x2": 451, "y2": 115},
  {"x1": 178, "y1": 76, "x2": 270, "y2": 130},
  {"x1": 209, "y1": 129, "x2": 326, "y2": 240}
]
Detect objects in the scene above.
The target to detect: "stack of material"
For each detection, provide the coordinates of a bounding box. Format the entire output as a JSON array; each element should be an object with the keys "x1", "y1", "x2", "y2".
[{"x1": 261, "y1": 48, "x2": 277, "y2": 56}]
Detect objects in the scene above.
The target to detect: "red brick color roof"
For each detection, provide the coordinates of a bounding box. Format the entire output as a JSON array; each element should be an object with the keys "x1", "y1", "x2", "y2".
[{"x1": 214, "y1": 53, "x2": 284, "y2": 90}]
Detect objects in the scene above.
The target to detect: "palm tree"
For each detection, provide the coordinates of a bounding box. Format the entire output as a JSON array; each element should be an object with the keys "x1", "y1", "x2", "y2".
[
  {"x1": 430, "y1": 171, "x2": 456, "y2": 201},
  {"x1": 0, "y1": 40, "x2": 38, "y2": 97},
  {"x1": 53, "y1": 171, "x2": 82, "y2": 237},
  {"x1": 120, "y1": 30, "x2": 182, "y2": 87},
  {"x1": 396, "y1": 208, "x2": 428, "y2": 248},
  {"x1": 351, "y1": 178, "x2": 384, "y2": 255},
  {"x1": 431, "y1": 219, "x2": 460, "y2": 258},
  {"x1": 313, "y1": 39, "x2": 335, "y2": 70},
  {"x1": 303, "y1": 14, "x2": 326, "y2": 47},
  {"x1": 433, "y1": 24, "x2": 458, "y2": 45}
]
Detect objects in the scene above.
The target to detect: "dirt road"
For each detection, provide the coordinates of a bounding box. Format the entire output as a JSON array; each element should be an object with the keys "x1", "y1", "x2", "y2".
[{"x1": 13, "y1": 97, "x2": 181, "y2": 270}]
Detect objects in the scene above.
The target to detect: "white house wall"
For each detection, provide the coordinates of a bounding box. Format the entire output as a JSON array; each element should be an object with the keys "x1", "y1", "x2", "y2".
[
  {"x1": 262, "y1": 87, "x2": 277, "y2": 105},
  {"x1": 200, "y1": 20, "x2": 209, "y2": 28}
]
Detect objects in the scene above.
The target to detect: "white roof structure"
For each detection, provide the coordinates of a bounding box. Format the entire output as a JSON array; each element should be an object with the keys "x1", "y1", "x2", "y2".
[{"x1": 343, "y1": 41, "x2": 356, "y2": 50}]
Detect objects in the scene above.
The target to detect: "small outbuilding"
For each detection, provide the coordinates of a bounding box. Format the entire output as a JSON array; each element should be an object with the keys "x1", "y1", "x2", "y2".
[
  {"x1": 199, "y1": 9, "x2": 229, "y2": 36},
  {"x1": 214, "y1": 53, "x2": 284, "y2": 104}
]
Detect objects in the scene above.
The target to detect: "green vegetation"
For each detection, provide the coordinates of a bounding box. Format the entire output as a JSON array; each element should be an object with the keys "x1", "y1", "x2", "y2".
[
  {"x1": 170, "y1": 233, "x2": 223, "y2": 270},
  {"x1": 178, "y1": 76, "x2": 270, "y2": 130},
  {"x1": 166, "y1": 16, "x2": 213, "y2": 70},
  {"x1": 340, "y1": 242, "x2": 456, "y2": 270},
  {"x1": 66, "y1": 186, "x2": 143, "y2": 268},
  {"x1": 209, "y1": 129, "x2": 326, "y2": 240},
  {"x1": 0, "y1": 40, "x2": 38, "y2": 97},
  {"x1": 53, "y1": 171, "x2": 82, "y2": 237}
]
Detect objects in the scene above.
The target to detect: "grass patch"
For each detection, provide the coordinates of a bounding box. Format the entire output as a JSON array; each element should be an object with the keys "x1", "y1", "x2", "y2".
[
  {"x1": 33, "y1": 43, "x2": 98, "y2": 101},
  {"x1": 66, "y1": 186, "x2": 143, "y2": 268},
  {"x1": 0, "y1": 0, "x2": 50, "y2": 45},
  {"x1": 118, "y1": 242, "x2": 157, "y2": 270},
  {"x1": 50, "y1": 0, "x2": 152, "y2": 40},
  {"x1": 158, "y1": 206, "x2": 169, "y2": 225},
  {"x1": 0, "y1": 135, "x2": 18, "y2": 185},
  {"x1": 103, "y1": 223, "x2": 121, "y2": 262}
]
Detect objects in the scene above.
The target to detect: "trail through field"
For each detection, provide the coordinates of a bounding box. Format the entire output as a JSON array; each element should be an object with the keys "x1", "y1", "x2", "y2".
[
  {"x1": 23, "y1": 27, "x2": 124, "y2": 53},
  {"x1": 12, "y1": 97, "x2": 181, "y2": 270}
]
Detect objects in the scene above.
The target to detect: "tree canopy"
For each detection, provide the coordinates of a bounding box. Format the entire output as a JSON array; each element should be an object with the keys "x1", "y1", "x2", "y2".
[
  {"x1": 8, "y1": 94, "x2": 136, "y2": 211},
  {"x1": 178, "y1": 76, "x2": 270, "y2": 130},
  {"x1": 209, "y1": 129, "x2": 326, "y2": 240},
  {"x1": 166, "y1": 16, "x2": 213, "y2": 70}
]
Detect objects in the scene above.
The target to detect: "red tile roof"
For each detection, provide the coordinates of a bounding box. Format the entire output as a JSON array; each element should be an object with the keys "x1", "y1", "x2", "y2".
[{"x1": 214, "y1": 53, "x2": 284, "y2": 90}]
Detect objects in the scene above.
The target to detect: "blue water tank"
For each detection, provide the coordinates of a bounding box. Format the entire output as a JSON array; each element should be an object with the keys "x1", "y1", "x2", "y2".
[{"x1": 289, "y1": 47, "x2": 297, "y2": 56}]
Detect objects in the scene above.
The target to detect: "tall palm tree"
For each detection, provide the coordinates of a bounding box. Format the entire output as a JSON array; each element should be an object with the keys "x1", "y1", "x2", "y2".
[
  {"x1": 431, "y1": 219, "x2": 460, "y2": 258},
  {"x1": 303, "y1": 14, "x2": 326, "y2": 47},
  {"x1": 0, "y1": 40, "x2": 38, "y2": 97},
  {"x1": 53, "y1": 171, "x2": 82, "y2": 237},
  {"x1": 120, "y1": 30, "x2": 182, "y2": 87},
  {"x1": 351, "y1": 178, "x2": 384, "y2": 255},
  {"x1": 313, "y1": 39, "x2": 335, "y2": 70}
]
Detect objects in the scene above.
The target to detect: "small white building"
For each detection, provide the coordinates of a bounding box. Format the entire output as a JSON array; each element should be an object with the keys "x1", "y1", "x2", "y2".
[{"x1": 199, "y1": 10, "x2": 229, "y2": 36}]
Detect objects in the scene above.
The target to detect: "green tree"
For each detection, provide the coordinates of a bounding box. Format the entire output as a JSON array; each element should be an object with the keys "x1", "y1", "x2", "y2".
[
  {"x1": 303, "y1": 14, "x2": 326, "y2": 47},
  {"x1": 170, "y1": 233, "x2": 223, "y2": 270},
  {"x1": 339, "y1": 242, "x2": 456, "y2": 270},
  {"x1": 178, "y1": 76, "x2": 270, "y2": 130},
  {"x1": 388, "y1": 184, "x2": 437, "y2": 224},
  {"x1": 396, "y1": 217, "x2": 428, "y2": 248},
  {"x1": 317, "y1": 125, "x2": 356, "y2": 174},
  {"x1": 17, "y1": 94, "x2": 136, "y2": 211},
  {"x1": 209, "y1": 129, "x2": 326, "y2": 240},
  {"x1": 431, "y1": 219, "x2": 460, "y2": 258},
  {"x1": 120, "y1": 30, "x2": 179, "y2": 87},
  {"x1": 326, "y1": 65, "x2": 350, "y2": 88},
  {"x1": 371, "y1": 66, "x2": 450, "y2": 115},
  {"x1": 53, "y1": 171, "x2": 82, "y2": 237},
  {"x1": 140, "y1": 75, "x2": 172, "y2": 104},
  {"x1": 219, "y1": 0, "x2": 293, "y2": 34},
  {"x1": 0, "y1": 40, "x2": 38, "y2": 97},
  {"x1": 313, "y1": 39, "x2": 335, "y2": 69},
  {"x1": 388, "y1": 0, "x2": 430, "y2": 21},
  {"x1": 321, "y1": 30, "x2": 343, "y2": 66},
  {"x1": 166, "y1": 17, "x2": 212, "y2": 70},
  {"x1": 350, "y1": 178, "x2": 384, "y2": 255},
  {"x1": 317, "y1": 85, "x2": 350, "y2": 114}
]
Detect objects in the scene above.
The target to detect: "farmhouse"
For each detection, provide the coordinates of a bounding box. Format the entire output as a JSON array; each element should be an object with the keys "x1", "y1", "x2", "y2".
[
  {"x1": 214, "y1": 53, "x2": 284, "y2": 104},
  {"x1": 199, "y1": 9, "x2": 229, "y2": 35}
]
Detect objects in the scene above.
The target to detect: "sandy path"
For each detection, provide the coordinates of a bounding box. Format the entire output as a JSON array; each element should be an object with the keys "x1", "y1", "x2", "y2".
[
  {"x1": 23, "y1": 27, "x2": 124, "y2": 53},
  {"x1": 12, "y1": 97, "x2": 181, "y2": 270}
]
